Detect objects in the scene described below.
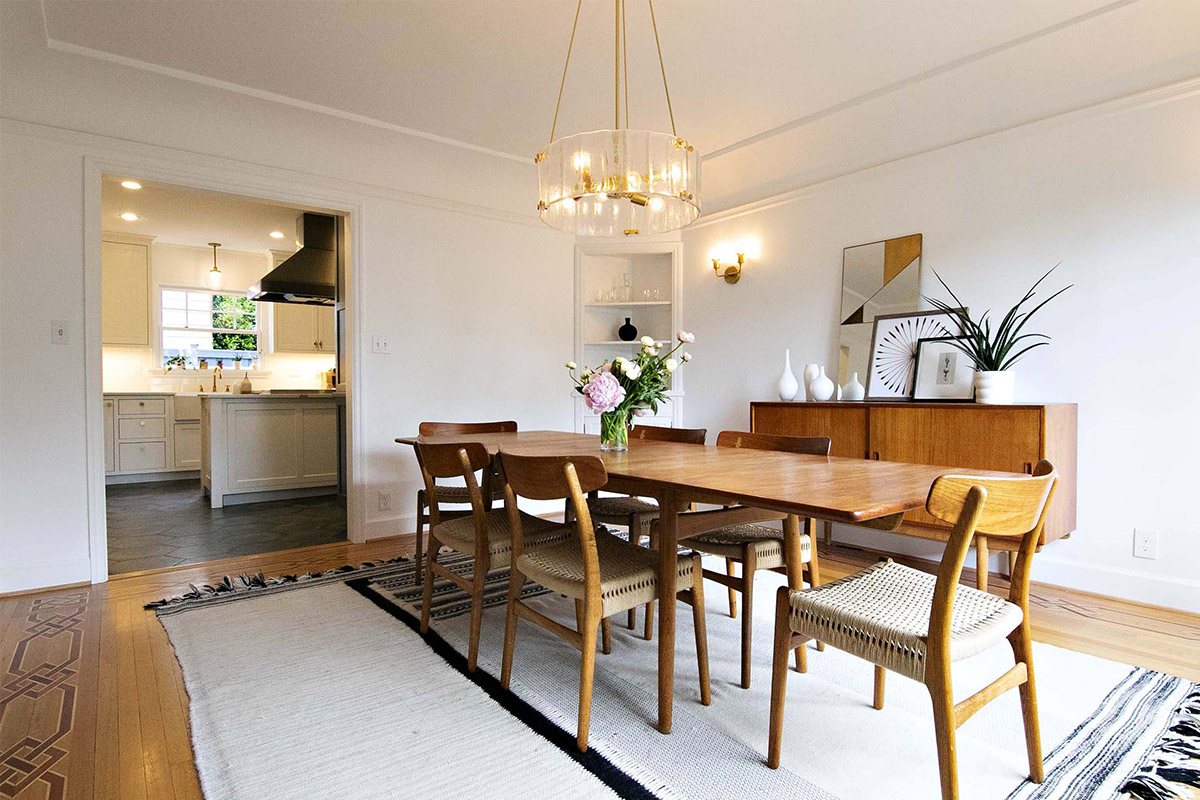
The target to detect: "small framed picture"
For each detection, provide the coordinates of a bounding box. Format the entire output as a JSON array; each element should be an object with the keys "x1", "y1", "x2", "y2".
[
  {"x1": 912, "y1": 336, "x2": 976, "y2": 401},
  {"x1": 865, "y1": 309, "x2": 965, "y2": 400}
]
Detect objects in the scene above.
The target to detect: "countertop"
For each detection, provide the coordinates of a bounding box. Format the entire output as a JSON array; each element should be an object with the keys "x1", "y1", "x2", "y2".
[{"x1": 102, "y1": 391, "x2": 177, "y2": 396}]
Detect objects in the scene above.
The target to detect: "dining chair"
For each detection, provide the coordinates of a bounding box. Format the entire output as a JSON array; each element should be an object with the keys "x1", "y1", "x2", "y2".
[
  {"x1": 410, "y1": 420, "x2": 517, "y2": 585},
  {"x1": 581, "y1": 425, "x2": 708, "y2": 640},
  {"x1": 415, "y1": 440, "x2": 571, "y2": 672},
  {"x1": 768, "y1": 461, "x2": 1058, "y2": 800},
  {"x1": 678, "y1": 430, "x2": 830, "y2": 689},
  {"x1": 497, "y1": 450, "x2": 711, "y2": 753}
]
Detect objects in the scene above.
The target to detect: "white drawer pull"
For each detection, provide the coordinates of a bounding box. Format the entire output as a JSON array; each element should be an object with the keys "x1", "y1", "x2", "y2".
[{"x1": 140, "y1": 421, "x2": 146, "y2": 426}]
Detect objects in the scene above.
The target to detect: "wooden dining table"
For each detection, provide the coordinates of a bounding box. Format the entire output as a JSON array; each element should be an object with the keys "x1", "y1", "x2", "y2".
[{"x1": 396, "y1": 429, "x2": 1019, "y2": 734}]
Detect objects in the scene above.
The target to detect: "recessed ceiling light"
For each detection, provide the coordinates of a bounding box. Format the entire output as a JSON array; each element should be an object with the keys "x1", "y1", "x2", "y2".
[
  {"x1": 268, "y1": 231, "x2": 285, "y2": 239},
  {"x1": 119, "y1": 212, "x2": 139, "y2": 221},
  {"x1": 120, "y1": 180, "x2": 142, "y2": 190}
]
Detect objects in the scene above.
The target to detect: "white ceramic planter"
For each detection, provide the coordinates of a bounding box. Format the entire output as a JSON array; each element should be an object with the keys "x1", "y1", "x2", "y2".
[{"x1": 974, "y1": 371, "x2": 1015, "y2": 404}]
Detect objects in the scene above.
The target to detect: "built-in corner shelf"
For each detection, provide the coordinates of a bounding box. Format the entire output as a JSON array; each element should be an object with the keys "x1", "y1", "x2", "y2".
[
  {"x1": 583, "y1": 301, "x2": 672, "y2": 308},
  {"x1": 584, "y1": 339, "x2": 670, "y2": 346}
]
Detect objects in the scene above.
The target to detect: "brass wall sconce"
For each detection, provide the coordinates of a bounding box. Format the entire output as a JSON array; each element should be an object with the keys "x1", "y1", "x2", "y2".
[{"x1": 712, "y1": 253, "x2": 744, "y2": 284}]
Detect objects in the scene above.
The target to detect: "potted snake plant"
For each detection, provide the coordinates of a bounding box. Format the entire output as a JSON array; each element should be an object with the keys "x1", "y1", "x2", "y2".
[{"x1": 923, "y1": 265, "x2": 1072, "y2": 404}]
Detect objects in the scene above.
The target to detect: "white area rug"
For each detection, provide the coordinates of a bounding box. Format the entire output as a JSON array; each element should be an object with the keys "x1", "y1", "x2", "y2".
[{"x1": 155, "y1": 556, "x2": 1198, "y2": 799}]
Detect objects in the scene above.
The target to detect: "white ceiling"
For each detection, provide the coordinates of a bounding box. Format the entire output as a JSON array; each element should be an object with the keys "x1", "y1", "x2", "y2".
[
  {"x1": 101, "y1": 177, "x2": 308, "y2": 253},
  {"x1": 43, "y1": 1, "x2": 1200, "y2": 210}
]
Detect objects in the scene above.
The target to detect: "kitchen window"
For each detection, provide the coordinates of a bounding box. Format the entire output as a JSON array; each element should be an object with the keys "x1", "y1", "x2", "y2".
[{"x1": 161, "y1": 288, "x2": 259, "y2": 366}]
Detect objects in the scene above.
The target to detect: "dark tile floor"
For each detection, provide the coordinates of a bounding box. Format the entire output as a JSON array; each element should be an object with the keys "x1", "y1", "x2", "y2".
[{"x1": 106, "y1": 479, "x2": 347, "y2": 574}]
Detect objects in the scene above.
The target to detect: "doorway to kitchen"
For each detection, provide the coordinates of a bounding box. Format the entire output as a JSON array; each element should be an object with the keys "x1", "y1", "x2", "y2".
[{"x1": 98, "y1": 176, "x2": 349, "y2": 575}]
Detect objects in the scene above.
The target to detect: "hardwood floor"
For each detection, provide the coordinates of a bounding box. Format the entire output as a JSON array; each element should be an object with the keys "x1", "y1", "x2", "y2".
[
  {"x1": 1, "y1": 536, "x2": 1196, "y2": 799},
  {"x1": 106, "y1": 480, "x2": 347, "y2": 574}
]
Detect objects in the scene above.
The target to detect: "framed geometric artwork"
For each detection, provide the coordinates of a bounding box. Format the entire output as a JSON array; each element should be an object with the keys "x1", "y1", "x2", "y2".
[
  {"x1": 837, "y1": 233, "x2": 922, "y2": 387},
  {"x1": 865, "y1": 309, "x2": 965, "y2": 400},
  {"x1": 912, "y1": 336, "x2": 976, "y2": 401}
]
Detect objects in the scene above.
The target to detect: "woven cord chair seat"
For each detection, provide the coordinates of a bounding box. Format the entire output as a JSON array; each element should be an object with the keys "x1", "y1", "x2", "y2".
[
  {"x1": 788, "y1": 560, "x2": 1023, "y2": 682},
  {"x1": 426, "y1": 483, "x2": 504, "y2": 505},
  {"x1": 681, "y1": 524, "x2": 811, "y2": 570},
  {"x1": 433, "y1": 510, "x2": 569, "y2": 569},
  {"x1": 517, "y1": 531, "x2": 697, "y2": 617},
  {"x1": 587, "y1": 496, "x2": 660, "y2": 518}
]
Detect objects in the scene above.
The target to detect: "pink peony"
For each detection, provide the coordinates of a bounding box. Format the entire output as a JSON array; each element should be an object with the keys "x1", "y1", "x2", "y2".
[{"x1": 582, "y1": 371, "x2": 625, "y2": 413}]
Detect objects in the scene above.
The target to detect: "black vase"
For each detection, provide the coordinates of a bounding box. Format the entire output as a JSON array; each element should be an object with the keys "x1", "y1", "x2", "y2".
[{"x1": 617, "y1": 317, "x2": 638, "y2": 342}]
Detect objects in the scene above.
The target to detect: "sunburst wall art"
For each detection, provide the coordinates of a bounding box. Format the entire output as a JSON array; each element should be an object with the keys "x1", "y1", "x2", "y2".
[{"x1": 865, "y1": 309, "x2": 965, "y2": 400}]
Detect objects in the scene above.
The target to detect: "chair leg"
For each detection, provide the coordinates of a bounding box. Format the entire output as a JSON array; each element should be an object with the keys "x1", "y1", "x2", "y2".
[
  {"x1": 419, "y1": 535, "x2": 438, "y2": 634},
  {"x1": 767, "y1": 587, "x2": 792, "y2": 769},
  {"x1": 1009, "y1": 624, "x2": 1045, "y2": 782},
  {"x1": 643, "y1": 520, "x2": 655, "y2": 641},
  {"x1": 627, "y1": 520, "x2": 641, "y2": 630},
  {"x1": 466, "y1": 565, "x2": 486, "y2": 673},
  {"x1": 928, "y1": 673, "x2": 960, "y2": 800},
  {"x1": 873, "y1": 665, "x2": 886, "y2": 710},
  {"x1": 414, "y1": 491, "x2": 427, "y2": 586},
  {"x1": 500, "y1": 566, "x2": 523, "y2": 690},
  {"x1": 740, "y1": 544, "x2": 757, "y2": 689},
  {"x1": 601, "y1": 617, "x2": 612, "y2": 655},
  {"x1": 577, "y1": 612, "x2": 599, "y2": 753},
  {"x1": 805, "y1": 518, "x2": 825, "y2": 652},
  {"x1": 688, "y1": 555, "x2": 711, "y2": 706},
  {"x1": 726, "y1": 558, "x2": 738, "y2": 618}
]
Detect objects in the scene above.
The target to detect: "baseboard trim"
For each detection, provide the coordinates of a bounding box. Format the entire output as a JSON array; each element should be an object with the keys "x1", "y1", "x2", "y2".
[
  {"x1": 106, "y1": 470, "x2": 200, "y2": 485},
  {"x1": 0, "y1": 558, "x2": 92, "y2": 595}
]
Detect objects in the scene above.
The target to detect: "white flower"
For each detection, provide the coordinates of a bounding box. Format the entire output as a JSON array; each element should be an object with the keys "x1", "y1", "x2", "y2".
[
  {"x1": 623, "y1": 362, "x2": 642, "y2": 380},
  {"x1": 565, "y1": 361, "x2": 577, "y2": 370},
  {"x1": 665, "y1": 358, "x2": 678, "y2": 372},
  {"x1": 640, "y1": 335, "x2": 656, "y2": 347},
  {"x1": 681, "y1": 351, "x2": 692, "y2": 362},
  {"x1": 677, "y1": 330, "x2": 695, "y2": 343},
  {"x1": 612, "y1": 357, "x2": 625, "y2": 366}
]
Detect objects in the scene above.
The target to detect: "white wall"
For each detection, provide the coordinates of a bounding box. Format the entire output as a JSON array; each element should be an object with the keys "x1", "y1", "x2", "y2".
[
  {"x1": 0, "y1": 4, "x2": 574, "y2": 592},
  {"x1": 682, "y1": 89, "x2": 1200, "y2": 612}
]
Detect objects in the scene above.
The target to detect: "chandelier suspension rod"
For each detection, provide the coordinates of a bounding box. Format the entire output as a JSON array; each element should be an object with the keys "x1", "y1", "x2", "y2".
[
  {"x1": 647, "y1": 0, "x2": 677, "y2": 136},
  {"x1": 621, "y1": 0, "x2": 629, "y2": 129},
  {"x1": 548, "y1": 0, "x2": 584, "y2": 144},
  {"x1": 614, "y1": 0, "x2": 620, "y2": 129}
]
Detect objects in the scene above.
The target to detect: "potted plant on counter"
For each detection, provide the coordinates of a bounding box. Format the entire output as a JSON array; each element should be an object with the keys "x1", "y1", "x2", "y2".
[
  {"x1": 924, "y1": 265, "x2": 1072, "y2": 404},
  {"x1": 567, "y1": 331, "x2": 694, "y2": 451}
]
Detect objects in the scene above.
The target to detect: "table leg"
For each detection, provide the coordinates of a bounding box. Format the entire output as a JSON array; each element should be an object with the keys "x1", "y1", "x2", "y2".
[
  {"x1": 976, "y1": 535, "x2": 990, "y2": 592},
  {"x1": 657, "y1": 488, "x2": 679, "y2": 734}
]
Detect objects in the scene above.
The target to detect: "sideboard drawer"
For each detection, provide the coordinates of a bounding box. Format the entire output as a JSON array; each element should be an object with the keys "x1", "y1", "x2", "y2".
[
  {"x1": 118, "y1": 397, "x2": 166, "y2": 416},
  {"x1": 118, "y1": 441, "x2": 167, "y2": 472},
  {"x1": 118, "y1": 417, "x2": 167, "y2": 441}
]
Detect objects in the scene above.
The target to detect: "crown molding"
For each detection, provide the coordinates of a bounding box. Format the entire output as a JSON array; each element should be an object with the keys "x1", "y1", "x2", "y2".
[
  {"x1": 1, "y1": 116, "x2": 552, "y2": 231},
  {"x1": 691, "y1": 73, "x2": 1200, "y2": 229}
]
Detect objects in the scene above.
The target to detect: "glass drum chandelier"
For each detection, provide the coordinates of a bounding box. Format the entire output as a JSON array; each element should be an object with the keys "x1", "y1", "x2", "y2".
[{"x1": 536, "y1": 0, "x2": 700, "y2": 237}]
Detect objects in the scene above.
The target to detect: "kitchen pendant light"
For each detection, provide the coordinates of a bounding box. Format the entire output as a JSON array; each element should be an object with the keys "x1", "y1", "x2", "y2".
[
  {"x1": 206, "y1": 242, "x2": 225, "y2": 290},
  {"x1": 536, "y1": 0, "x2": 700, "y2": 236}
]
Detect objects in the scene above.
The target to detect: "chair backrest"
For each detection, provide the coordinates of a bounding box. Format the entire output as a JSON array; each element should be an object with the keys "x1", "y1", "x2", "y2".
[
  {"x1": 716, "y1": 430, "x2": 831, "y2": 456},
  {"x1": 633, "y1": 425, "x2": 707, "y2": 445},
  {"x1": 924, "y1": 460, "x2": 1058, "y2": 665},
  {"x1": 497, "y1": 451, "x2": 608, "y2": 602},
  {"x1": 413, "y1": 441, "x2": 492, "y2": 529},
  {"x1": 418, "y1": 420, "x2": 518, "y2": 436}
]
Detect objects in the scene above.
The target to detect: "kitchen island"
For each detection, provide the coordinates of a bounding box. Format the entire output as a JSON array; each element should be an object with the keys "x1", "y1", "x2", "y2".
[{"x1": 199, "y1": 393, "x2": 344, "y2": 508}]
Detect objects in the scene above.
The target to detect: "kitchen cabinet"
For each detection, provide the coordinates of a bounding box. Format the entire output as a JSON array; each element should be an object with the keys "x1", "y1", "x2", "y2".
[
  {"x1": 271, "y1": 303, "x2": 335, "y2": 353},
  {"x1": 174, "y1": 423, "x2": 201, "y2": 469},
  {"x1": 200, "y1": 395, "x2": 342, "y2": 507},
  {"x1": 101, "y1": 234, "x2": 154, "y2": 346},
  {"x1": 103, "y1": 399, "x2": 115, "y2": 473}
]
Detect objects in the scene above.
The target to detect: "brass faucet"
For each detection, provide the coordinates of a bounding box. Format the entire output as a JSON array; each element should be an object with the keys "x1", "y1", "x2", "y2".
[{"x1": 212, "y1": 364, "x2": 223, "y2": 392}]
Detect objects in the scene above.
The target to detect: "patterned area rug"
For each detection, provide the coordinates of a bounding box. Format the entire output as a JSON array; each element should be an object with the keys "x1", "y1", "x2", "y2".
[{"x1": 153, "y1": 556, "x2": 1200, "y2": 800}]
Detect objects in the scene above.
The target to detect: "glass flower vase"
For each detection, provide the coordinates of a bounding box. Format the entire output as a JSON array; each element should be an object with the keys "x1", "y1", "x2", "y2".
[{"x1": 599, "y1": 410, "x2": 629, "y2": 452}]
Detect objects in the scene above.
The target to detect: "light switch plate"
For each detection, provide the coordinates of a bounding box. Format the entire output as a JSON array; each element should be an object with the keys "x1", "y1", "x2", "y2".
[
  {"x1": 371, "y1": 335, "x2": 390, "y2": 354},
  {"x1": 51, "y1": 320, "x2": 69, "y2": 345}
]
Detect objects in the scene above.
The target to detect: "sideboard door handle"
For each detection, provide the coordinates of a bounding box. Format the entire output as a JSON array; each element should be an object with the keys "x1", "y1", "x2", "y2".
[
  {"x1": 1023, "y1": 462, "x2": 1033, "y2": 474},
  {"x1": 871, "y1": 452, "x2": 880, "y2": 460}
]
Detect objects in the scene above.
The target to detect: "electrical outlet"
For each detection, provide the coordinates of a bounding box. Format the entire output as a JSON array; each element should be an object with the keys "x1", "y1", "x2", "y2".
[
  {"x1": 51, "y1": 320, "x2": 69, "y2": 345},
  {"x1": 1133, "y1": 528, "x2": 1159, "y2": 560},
  {"x1": 371, "y1": 335, "x2": 390, "y2": 355},
  {"x1": 377, "y1": 490, "x2": 392, "y2": 512}
]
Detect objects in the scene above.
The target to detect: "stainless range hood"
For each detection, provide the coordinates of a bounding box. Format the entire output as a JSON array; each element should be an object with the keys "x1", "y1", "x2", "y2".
[{"x1": 248, "y1": 213, "x2": 337, "y2": 305}]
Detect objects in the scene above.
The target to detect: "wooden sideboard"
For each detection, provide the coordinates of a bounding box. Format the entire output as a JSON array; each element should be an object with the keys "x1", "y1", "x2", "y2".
[{"x1": 750, "y1": 402, "x2": 1077, "y2": 576}]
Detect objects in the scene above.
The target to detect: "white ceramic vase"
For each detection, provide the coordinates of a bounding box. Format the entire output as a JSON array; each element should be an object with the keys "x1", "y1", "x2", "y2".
[
  {"x1": 778, "y1": 349, "x2": 800, "y2": 401},
  {"x1": 974, "y1": 371, "x2": 1015, "y2": 404},
  {"x1": 802, "y1": 364, "x2": 820, "y2": 402},
  {"x1": 842, "y1": 372, "x2": 866, "y2": 401},
  {"x1": 809, "y1": 366, "x2": 835, "y2": 402}
]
